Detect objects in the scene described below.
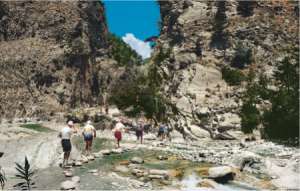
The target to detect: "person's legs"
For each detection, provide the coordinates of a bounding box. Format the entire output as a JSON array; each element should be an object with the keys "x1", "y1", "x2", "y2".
[
  {"x1": 140, "y1": 134, "x2": 143, "y2": 144},
  {"x1": 65, "y1": 151, "x2": 70, "y2": 166},
  {"x1": 85, "y1": 140, "x2": 89, "y2": 155}
]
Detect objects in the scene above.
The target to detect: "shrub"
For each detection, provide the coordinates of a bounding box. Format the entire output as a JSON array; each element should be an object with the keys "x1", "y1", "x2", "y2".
[
  {"x1": 262, "y1": 51, "x2": 299, "y2": 145},
  {"x1": 210, "y1": 1, "x2": 229, "y2": 50},
  {"x1": 240, "y1": 101, "x2": 260, "y2": 134},
  {"x1": 231, "y1": 42, "x2": 253, "y2": 69},
  {"x1": 237, "y1": 1, "x2": 256, "y2": 17},
  {"x1": 221, "y1": 67, "x2": 245, "y2": 86}
]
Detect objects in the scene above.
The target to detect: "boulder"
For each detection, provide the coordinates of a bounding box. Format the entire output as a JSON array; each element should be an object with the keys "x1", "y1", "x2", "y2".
[
  {"x1": 197, "y1": 179, "x2": 216, "y2": 188},
  {"x1": 131, "y1": 157, "x2": 144, "y2": 164},
  {"x1": 60, "y1": 180, "x2": 77, "y2": 190},
  {"x1": 189, "y1": 125, "x2": 211, "y2": 138},
  {"x1": 149, "y1": 169, "x2": 169, "y2": 176},
  {"x1": 64, "y1": 171, "x2": 73, "y2": 177},
  {"x1": 148, "y1": 174, "x2": 165, "y2": 180},
  {"x1": 231, "y1": 151, "x2": 261, "y2": 171},
  {"x1": 131, "y1": 169, "x2": 144, "y2": 177},
  {"x1": 111, "y1": 148, "x2": 123, "y2": 154},
  {"x1": 87, "y1": 155, "x2": 95, "y2": 161},
  {"x1": 88, "y1": 169, "x2": 98, "y2": 173},
  {"x1": 74, "y1": 161, "x2": 83, "y2": 166},
  {"x1": 115, "y1": 165, "x2": 130, "y2": 173},
  {"x1": 101, "y1": 149, "x2": 111, "y2": 155},
  {"x1": 157, "y1": 155, "x2": 168, "y2": 160},
  {"x1": 71, "y1": 176, "x2": 80, "y2": 183},
  {"x1": 208, "y1": 166, "x2": 235, "y2": 183}
]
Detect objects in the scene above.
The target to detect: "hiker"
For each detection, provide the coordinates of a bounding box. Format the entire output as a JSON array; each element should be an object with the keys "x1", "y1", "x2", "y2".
[
  {"x1": 58, "y1": 121, "x2": 77, "y2": 167},
  {"x1": 158, "y1": 123, "x2": 166, "y2": 141},
  {"x1": 136, "y1": 119, "x2": 144, "y2": 144},
  {"x1": 82, "y1": 120, "x2": 96, "y2": 156},
  {"x1": 112, "y1": 119, "x2": 124, "y2": 148}
]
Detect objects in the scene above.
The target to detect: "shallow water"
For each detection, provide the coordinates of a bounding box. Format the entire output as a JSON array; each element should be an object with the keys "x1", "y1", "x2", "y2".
[{"x1": 33, "y1": 138, "x2": 261, "y2": 190}]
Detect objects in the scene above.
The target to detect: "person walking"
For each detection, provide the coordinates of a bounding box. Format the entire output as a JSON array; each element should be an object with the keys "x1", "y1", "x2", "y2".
[
  {"x1": 82, "y1": 120, "x2": 96, "y2": 156},
  {"x1": 158, "y1": 123, "x2": 166, "y2": 141},
  {"x1": 58, "y1": 121, "x2": 77, "y2": 168},
  {"x1": 113, "y1": 119, "x2": 124, "y2": 148},
  {"x1": 136, "y1": 120, "x2": 144, "y2": 144}
]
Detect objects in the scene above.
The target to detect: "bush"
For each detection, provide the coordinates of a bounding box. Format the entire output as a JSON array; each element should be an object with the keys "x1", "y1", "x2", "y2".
[
  {"x1": 231, "y1": 42, "x2": 252, "y2": 69},
  {"x1": 109, "y1": 64, "x2": 174, "y2": 122},
  {"x1": 240, "y1": 101, "x2": 260, "y2": 134},
  {"x1": 108, "y1": 33, "x2": 142, "y2": 66},
  {"x1": 210, "y1": 1, "x2": 229, "y2": 50},
  {"x1": 221, "y1": 67, "x2": 245, "y2": 86},
  {"x1": 262, "y1": 52, "x2": 299, "y2": 145},
  {"x1": 237, "y1": 1, "x2": 256, "y2": 17}
]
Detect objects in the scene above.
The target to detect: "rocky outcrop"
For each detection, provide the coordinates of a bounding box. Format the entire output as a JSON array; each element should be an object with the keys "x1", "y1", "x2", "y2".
[
  {"x1": 153, "y1": 0, "x2": 299, "y2": 139},
  {"x1": 0, "y1": 1, "x2": 119, "y2": 119}
]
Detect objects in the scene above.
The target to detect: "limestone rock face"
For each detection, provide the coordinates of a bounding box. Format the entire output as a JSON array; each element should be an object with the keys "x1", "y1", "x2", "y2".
[
  {"x1": 154, "y1": 0, "x2": 298, "y2": 139},
  {"x1": 0, "y1": 1, "x2": 118, "y2": 119}
]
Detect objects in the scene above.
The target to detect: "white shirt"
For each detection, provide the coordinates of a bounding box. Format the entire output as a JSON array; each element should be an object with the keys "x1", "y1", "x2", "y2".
[
  {"x1": 113, "y1": 122, "x2": 124, "y2": 132},
  {"x1": 61, "y1": 127, "x2": 73, "y2": 140},
  {"x1": 83, "y1": 124, "x2": 95, "y2": 135}
]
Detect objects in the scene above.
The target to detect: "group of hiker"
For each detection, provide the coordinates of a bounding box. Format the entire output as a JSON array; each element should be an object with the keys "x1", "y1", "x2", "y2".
[{"x1": 58, "y1": 118, "x2": 171, "y2": 167}]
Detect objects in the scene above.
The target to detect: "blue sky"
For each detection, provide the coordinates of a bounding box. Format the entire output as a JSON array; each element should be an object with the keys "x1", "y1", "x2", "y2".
[{"x1": 102, "y1": 0, "x2": 161, "y2": 58}]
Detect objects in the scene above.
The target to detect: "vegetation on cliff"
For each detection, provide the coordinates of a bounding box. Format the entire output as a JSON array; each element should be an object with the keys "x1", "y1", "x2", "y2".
[
  {"x1": 240, "y1": 47, "x2": 299, "y2": 145},
  {"x1": 107, "y1": 33, "x2": 142, "y2": 66}
]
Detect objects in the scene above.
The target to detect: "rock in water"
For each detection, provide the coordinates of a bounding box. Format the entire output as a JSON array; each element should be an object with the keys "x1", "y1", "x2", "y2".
[
  {"x1": 71, "y1": 176, "x2": 80, "y2": 183},
  {"x1": 115, "y1": 165, "x2": 130, "y2": 173},
  {"x1": 88, "y1": 169, "x2": 98, "y2": 173},
  {"x1": 157, "y1": 155, "x2": 168, "y2": 160},
  {"x1": 131, "y1": 157, "x2": 144, "y2": 164},
  {"x1": 64, "y1": 171, "x2": 73, "y2": 177},
  {"x1": 208, "y1": 166, "x2": 235, "y2": 183},
  {"x1": 101, "y1": 149, "x2": 111, "y2": 155},
  {"x1": 87, "y1": 155, "x2": 95, "y2": 161},
  {"x1": 74, "y1": 161, "x2": 83, "y2": 166},
  {"x1": 60, "y1": 180, "x2": 77, "y2": 190}
]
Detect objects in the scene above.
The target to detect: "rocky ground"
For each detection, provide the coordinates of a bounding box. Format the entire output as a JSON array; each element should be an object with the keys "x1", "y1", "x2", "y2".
[{"x1": 0, "y1": 118, "x2": 299, "y2": 190}]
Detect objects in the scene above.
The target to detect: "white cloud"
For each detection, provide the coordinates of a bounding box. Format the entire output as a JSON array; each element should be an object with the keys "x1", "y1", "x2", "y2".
[{"x1": 122, "y1": 33, "x2": 152, "y2": 59}]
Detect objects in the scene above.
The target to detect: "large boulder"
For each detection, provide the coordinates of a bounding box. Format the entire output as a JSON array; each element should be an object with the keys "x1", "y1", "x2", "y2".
[
  {"x1": 189, "y1": 125, "x2": 211, "y2": 138},
  {"x1": 231, "y1": 151, "x2": 262, "y2": 171},
  {"x1": 130, "y1": 157, "x2": 144, "y2": 164},
  {"x1": 208, "y1": 166, "x2": 235, "y2": 183},
  {"x1": 60, "y1": 180, "x2": 77, "y2": 190}
]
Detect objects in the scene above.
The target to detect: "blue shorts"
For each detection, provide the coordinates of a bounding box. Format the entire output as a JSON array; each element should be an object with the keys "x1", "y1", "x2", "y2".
[{"x1": 84, "y1": 133, "x2": 93, "y2": 141}]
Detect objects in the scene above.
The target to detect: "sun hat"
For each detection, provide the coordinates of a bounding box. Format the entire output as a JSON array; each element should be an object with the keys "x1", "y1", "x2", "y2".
[{"x1": 67, "y1": 120, "x2": 74, "y2": 126}]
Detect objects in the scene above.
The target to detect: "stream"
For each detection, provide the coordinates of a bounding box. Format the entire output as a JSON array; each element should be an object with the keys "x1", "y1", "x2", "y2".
[{"x1": 33, "y1": 137, "x2": 261, "y2": 190}]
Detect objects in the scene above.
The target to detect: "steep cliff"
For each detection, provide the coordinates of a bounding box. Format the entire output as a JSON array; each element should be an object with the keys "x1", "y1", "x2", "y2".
[
  {"x1": 154, "y1": 0, "x2": 299, "y2": 139},
  {"x1": 0, "y1": 1, "x2": 113, "y2": 119}
]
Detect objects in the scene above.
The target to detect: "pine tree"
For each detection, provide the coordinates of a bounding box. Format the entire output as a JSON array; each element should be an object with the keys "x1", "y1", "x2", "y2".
[
  {"x1": 210, "y1": 1, "x2": 229, "y2": 50},
  {"x1": 237, "y1": 1, "x2": 256, "y2": 17}
]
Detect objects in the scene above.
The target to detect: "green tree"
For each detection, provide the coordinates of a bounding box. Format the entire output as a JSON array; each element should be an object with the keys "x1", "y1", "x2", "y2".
[
  {"x1": 108, "y1": 33, "x2": 142, "y2": 66},
  {"x1": 262, "y1": 50, "x2": 299, "y2": 145},
  {"x1": 240, "y1": 69, "x2": 260, "y2": 134},
  {"x1": 231, "y1": 42, "x2": 253, "y2": 69},
  {"x1": 221, "y1": 66, "x2": 245, "y2": 86},
  {"x1": 237, "y1": 1, "x2": 256, "y2": 17},
  {"x1": 210, "y1": 1, "x2": 229, "y2": 50}
]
